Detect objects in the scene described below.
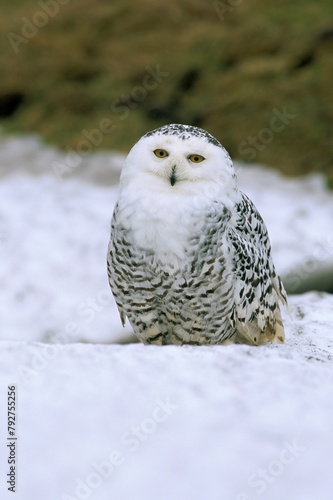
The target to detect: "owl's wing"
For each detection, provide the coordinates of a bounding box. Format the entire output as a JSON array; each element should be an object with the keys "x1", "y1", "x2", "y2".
[
  {"x1": 107, "y1": 204, "x2": 128, "y2": 328},
  {"x1": 227, "y1": 193, "x2": 287, "y2": 345}
]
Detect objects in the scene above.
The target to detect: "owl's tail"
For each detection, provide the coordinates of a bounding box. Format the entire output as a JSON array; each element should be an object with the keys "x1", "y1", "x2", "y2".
[{"x1": 261, "y1": 303, "x2": 285, "y2": 344}]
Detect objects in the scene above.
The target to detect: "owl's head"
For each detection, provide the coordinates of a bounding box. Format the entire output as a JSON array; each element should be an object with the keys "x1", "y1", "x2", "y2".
[{"x1": 120, "y1": 124, "x2": 238, "y2": 200}]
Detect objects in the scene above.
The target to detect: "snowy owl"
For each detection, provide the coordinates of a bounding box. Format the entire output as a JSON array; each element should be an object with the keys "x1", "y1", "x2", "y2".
[{"x1": 107, "y1": 124, "x2": 287, "y2": 345}]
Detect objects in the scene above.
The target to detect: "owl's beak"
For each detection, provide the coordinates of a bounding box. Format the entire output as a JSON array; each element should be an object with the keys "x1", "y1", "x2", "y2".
[{"x1": 170, "y1": 166, "x2": 177, "y2": 186}]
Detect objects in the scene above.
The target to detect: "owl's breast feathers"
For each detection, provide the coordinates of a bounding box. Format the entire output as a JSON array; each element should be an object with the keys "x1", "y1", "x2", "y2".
[{"x1": 107, "y1": 193, "x2": 287, "y2": 345}]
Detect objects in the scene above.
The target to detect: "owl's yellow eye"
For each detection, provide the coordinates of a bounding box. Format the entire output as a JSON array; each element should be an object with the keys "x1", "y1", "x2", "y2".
[
  {"x1": 188, "y1": 154, "x2": 205, "y2": 163},
  {"x1": 154, "y1": 149, "x2": 169, "y2": 158}
]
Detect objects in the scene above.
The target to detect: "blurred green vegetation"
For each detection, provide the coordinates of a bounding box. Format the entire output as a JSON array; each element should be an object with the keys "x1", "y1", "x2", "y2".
[{"x1": 0, "y1": 0, "x2": 332, "y2": 180}]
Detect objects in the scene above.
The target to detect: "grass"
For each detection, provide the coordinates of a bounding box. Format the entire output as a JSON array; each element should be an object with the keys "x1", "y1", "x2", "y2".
[{"x1": 0, "y1": 0, "x2": 332, "y2": 181}]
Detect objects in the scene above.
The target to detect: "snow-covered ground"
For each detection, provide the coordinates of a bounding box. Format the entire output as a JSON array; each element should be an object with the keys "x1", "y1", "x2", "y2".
[
  {"x1": 0, "y1": 135, "x2": 333, "y2": 499},
  {"x1": 1, "y1": 292, "x2": 333, "y2": 500}
]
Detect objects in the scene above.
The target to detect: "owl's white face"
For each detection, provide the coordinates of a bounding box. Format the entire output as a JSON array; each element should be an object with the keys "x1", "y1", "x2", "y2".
[
  {"x1": 116, "y1": 124, "x2": 240, "y2": 262},
  {"x1": 120, "y1": 124, "x2": 238, "y2": 200}
]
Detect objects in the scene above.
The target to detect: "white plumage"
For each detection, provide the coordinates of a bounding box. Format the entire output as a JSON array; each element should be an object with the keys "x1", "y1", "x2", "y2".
[{"x1": 107, "y1": 124, "x2": 287, "y2": 345}]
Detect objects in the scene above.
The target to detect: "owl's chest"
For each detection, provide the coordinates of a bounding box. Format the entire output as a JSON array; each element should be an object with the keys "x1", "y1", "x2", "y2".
[
  {"x1": 117, "y1": 195, "x2": 212, "y2": 268},
  {"x1": 112, "y1": 216, "x2": 233, "y2": 325},
  {"x1": 109, "y1": 203, "x2": 233, "y2": 331},
  {"x1": 114, "y1": 206, "x2": 229, "y2": 276}
]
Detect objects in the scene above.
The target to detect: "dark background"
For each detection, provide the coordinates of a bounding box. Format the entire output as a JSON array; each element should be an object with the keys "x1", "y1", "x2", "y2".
[{"x1": 0, "y1": 0, "x2": 332, "y2": 181}]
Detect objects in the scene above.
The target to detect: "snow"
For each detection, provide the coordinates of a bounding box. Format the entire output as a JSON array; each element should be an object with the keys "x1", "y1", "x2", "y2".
[
  {"x1": 1, "y1": 292, "x2": 333, "y2": 499},
  {"x1": 0, "y1": 173, "x2": 128, "y2": 344},
  {"x1": 0, "y1": 135, "x2": 333, "y2": 499}
]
